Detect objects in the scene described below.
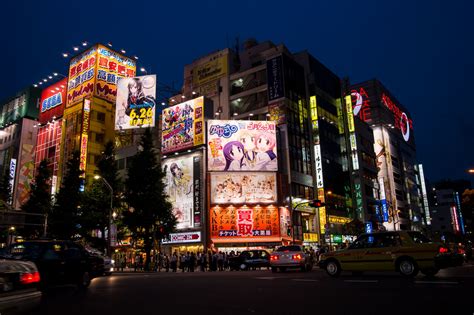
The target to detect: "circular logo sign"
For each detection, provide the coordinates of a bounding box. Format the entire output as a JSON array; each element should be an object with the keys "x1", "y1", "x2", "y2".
[
  {"x1": 400, "y1": 112, "x2": 410, "y2": 142},
  {"x1": 351, "y1": 92, "x2": 363, "y2": 116}
]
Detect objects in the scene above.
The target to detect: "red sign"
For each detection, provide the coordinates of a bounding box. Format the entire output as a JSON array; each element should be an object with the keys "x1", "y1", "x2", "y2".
[
  {"x1": 381, "y1": 93, "x2": 413, "y2": 142},
  {"x1": 39, "y1": 78, "x2": 67, "y2": 124},
  {"x1": 350, "y1": 87, "x2": 371, "y2": 122}
]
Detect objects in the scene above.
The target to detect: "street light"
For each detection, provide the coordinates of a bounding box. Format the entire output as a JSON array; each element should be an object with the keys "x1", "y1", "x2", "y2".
[
  {"x1": 468, "y1": 169, "x2": 474, "y2": 174},
  {"x1": 94, "y1": 175, "x2": 113, "y2": 256}
]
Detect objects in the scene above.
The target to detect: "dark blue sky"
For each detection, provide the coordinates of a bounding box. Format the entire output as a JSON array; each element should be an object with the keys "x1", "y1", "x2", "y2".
[{"x1": 1, "y1": 0, "x2": 472, "y2": 184}]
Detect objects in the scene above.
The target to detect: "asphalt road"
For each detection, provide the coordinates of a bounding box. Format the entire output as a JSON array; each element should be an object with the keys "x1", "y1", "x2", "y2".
[{"x1": 23, "y1": 265, "x2": 474, "y2": 315}]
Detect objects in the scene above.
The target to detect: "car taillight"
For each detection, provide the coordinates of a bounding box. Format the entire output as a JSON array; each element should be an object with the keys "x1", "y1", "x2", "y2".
[
  {"x1": 270, "y1": 255, "x2": 279, "y2": 261},
  {"x1": 439, "y1": 247, "x2": 449, "y2": 254},
  {"x1": 457, "y1": 248, "x2": 466, "y2": 255},
  {"x1": 292, "y1": 254, "x2": 302, "y2": 260},
  {"x1": 20, "y1": 271, "x2": 40, "y2": 284}
]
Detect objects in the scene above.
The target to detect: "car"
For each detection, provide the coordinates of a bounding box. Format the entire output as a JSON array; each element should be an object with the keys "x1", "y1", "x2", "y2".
[
  {"x1": 318, "y1": 231, "x2": 464, "y2": 278},
  {"x1": 0, "y1": 259, "x2": 42, "y2": 314},
  {"x1": 270, "y1": 245, "x2": 313, "y2": 273},
  {"x1": 103, "y1": 257, "x2": 114, "y2": 276},
  {"x1": 5, "y1": 240, "x2": 104, "y2": 289},
  {"x1": 228, "y1": 250, "x2": 271, "y2": 270}
]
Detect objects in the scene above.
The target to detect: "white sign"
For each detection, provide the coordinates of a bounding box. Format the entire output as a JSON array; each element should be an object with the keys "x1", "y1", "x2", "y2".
[
  {"x1": 9, "y1": 158, "x2": 16, "y2": 202},
  {"x1": 314, "y1": 144, "x2": 324, "y2": 188},
  {"x1": 162, "y1": 231, "x2": 202, "y2": 244}
]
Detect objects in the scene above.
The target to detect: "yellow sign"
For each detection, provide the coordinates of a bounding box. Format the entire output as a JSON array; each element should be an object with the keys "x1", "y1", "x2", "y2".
[
  {"x1": 310, "y1": 95, "x2": 318, "y2": 121},
  {"x1": 79, "y1": 99, "x2": 91, "y2": 176},
  {"x1": 193, "y1": 55, "x2": 228, "y2": 86},
  {"x1": 345, "y1": 95, "x2": 355, "y2": 132},
  {"x1": 337, "y1": 101, "x2": 344, "y2": 134},
  {"x1": 303, "y1": 233, "x2": 319, "y2": 242},
  {"x1": 319, "y1": 206, "x2": 326, "y2": 234},
  {"x1": 328, "y1": 215, "x2": 352, "y2": 224}
]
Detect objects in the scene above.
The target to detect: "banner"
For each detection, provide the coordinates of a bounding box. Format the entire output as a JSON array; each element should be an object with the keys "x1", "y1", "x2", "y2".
[
  {"x1": 210, "y1": 205, "x2": 280, "y2": 242},
  {"x1": 161, "y1": 97, "x2": 204, "y2": 154},
  {"x1": 67, "y1": 47, "x2": 96, "y2": 106},
  {"x1": 115, "y1": 75, "x2": 156, "y2": 130},
  {"x1": 192, "y1": 55, "x2": 228, "y2": 86},
  {"x1": 207, "y1": 120, "x2": 277, "y2": 171},
  {"x1": 210, "y1": 172, "x2": 277, "y2": 204},
  {"x1": 163, "y1": 154, "x2": 202, "y2": 229},
  {"x1": 16, "y1": 144, "x2": 35, "y2": 208},
  {"x1": 39, "y1": 78, "x2": 67, "y2": 124},
  {"x1": 267, "y1": 56, "x2": 284, "y2": 101}
]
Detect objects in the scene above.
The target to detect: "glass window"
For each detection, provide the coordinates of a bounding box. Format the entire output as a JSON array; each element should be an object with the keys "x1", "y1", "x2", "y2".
[{"x1": 276, "y1": 246, "x2": 301, "y2": 252}]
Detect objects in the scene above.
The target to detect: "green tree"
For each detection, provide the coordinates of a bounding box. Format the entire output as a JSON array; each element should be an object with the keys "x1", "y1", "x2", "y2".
[
  {"x1": 49, "y1": 151, "x2": 83, "y2": 239},
  {"x1": 79, "y1": 182, "x2": 109, "y2": 251},
  {"x1": 21, "y1": 159, "x2": 52, "y2": 238},
  {"x1": 123, "y1": 129, "x2": 176, "y2": 271}
]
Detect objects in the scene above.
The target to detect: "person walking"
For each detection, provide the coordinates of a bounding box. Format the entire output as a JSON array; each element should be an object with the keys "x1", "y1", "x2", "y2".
[
  {"x1": 164, "y1": 255, "x2": 170, "y2": 272},
  {"x1": 171, "y1": 252, "x2": 178, "y2": 272},
  {"x1": 200, "y1": 251, "x2": 207, "y2": 272},
  {"x1": 218, "y1": 252, "x2": 224, "y2": 271},
  {"x1": 189, "y1": 252, "x2": 196, "y2": 272},
  {"x1": 180, "y1": 254, "x2": 186, "y2": 272}
]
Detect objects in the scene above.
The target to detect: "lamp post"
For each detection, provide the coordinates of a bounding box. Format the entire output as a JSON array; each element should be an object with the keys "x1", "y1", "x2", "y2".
[{"x1": 94, "y1": 175, "x2": 113, "y2": 256}]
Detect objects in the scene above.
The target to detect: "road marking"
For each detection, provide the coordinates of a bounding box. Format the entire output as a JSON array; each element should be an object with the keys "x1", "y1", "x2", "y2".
[
  {"x1": 344, "y1": 280, "x2": 379, "y2": 283},
  {"x1": 291, "y1": 279, "x2": 319, "y2": 282},
  {"x1": 415, "y1": 281, "x2": 459, "y2": 285},
  {"x1": 255, "y1": 277, "x2": 277, "y2": 280}
]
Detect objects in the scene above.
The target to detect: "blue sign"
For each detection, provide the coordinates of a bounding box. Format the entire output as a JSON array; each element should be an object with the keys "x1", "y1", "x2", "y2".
[
  {"x1": 41, "y1": 92, "x2": 63, "y2": 112},
  {"x1": 381, "y1": 199, "x2": 389, "y2": 222},
  {"x1": 365, "y1": 222, "x2": 373, "y2": 234}
]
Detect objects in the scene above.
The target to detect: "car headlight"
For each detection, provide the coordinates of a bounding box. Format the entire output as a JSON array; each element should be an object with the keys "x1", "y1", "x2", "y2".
[{"x1": 111, "y1": 259, "x2": 115, "y2": 265}]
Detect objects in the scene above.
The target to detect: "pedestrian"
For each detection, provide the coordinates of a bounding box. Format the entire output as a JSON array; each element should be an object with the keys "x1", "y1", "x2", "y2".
[
  {"x1": 158, "y1": 253, "x2": 163, "y2": 272},
  {"x1": 217, "y1": 252, "x2": 224, "y2": 271},
  {"x1": 164, "y1": 255, "x2": 170, "y2": 272},
  {"x1": 134, "y1": 254, "x2": 140, "y2": 272},
  {"x1": 180, "y1": 254, "x2": 186, "y2": 272},
  {"x1": 189, "y1": 252, "x2": 196, "y2": 272},
  {"x1": 171, "y1": 251, "x2": 178, "y2": 272},
  {"x1": 200, "y1": 251, "x2": 207, "y2": 272}
]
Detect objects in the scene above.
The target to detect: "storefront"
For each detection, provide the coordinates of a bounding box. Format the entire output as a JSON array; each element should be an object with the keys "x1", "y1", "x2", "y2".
[{"x1": 162, "y1": 231, "x2": 204, "y2": 255}]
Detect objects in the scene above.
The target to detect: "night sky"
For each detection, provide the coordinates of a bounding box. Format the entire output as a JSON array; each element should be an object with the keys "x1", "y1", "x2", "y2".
[{"x1": 1, "y1": 0, "x2": 472, "y2": 185}]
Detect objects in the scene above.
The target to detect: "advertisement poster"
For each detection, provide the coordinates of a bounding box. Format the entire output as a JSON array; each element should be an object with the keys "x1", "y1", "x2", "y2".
[
  {"x1": 210, "y1": 205, "x2": 280, "y2": 242},
  {"x1": 163, "y1": 154, "x2": 202, "y2": 229},
  {"x1": 192, "y1": 55, "x2": 228, "y2": 86},
  {"x1": 207, "y1": 120, "x2": 277, "y2": 171},
  {"x1": 15, "y1": 144, "x2": 35, "y2": 208},
  {"x1": 210, "y1": 172, "x2": 277, "y2": 204},
  {"x1": 115, "y1": 75, "x2": 156, "y2": 130},
  {"x1": 161, "y1": 97, "x2": 204, "y2": 154}
]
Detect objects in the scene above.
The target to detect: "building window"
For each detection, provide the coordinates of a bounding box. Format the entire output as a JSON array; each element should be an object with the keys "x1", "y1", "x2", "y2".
[
  {"x1": 95, "y1": 133, "x2": 105, "y2": 144},
  {"x1": 97, "y1": 112, "x2": 106, "y2": 122}
]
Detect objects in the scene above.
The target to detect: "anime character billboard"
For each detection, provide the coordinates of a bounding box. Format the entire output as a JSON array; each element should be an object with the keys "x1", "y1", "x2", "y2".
[
  {"x1": 115, "y1": 75, "x2": 156, "y2": 130},
  {"x1": 163, "y1": 154, "x2": 196, "y2": 230},
  {"x1": 207, "y1": 120, "x2": 277, "y2": 171},
  {"x1": 210, "y1": 172, "x2": 277, "y2": 204},
  {"x1": 161, "y1": 97, "x2": 204, "y2": 154}
]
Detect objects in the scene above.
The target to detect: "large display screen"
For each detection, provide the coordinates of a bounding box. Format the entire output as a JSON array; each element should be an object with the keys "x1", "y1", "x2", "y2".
[
  {"x1": 161, "y1": 97, "x2": 205, "y2": 154},
  {"x1": 115, "y1": 75, "x2": 156, "y2": 130},
  {"x1": 163, "y1": 153, "x2": 202, "y2": 229},
  {"x1": 210, "y1": 205, "x2": 280, "y2": 243},
  {"x1": 210, "y1": 172, "x2": 277, "y2": 204},
  {"x1": 207, "y1": 120, "x2": 277, "y2": 171}
]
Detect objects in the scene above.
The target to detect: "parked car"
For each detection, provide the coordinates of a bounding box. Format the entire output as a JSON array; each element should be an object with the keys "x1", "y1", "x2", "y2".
[
  {"x1": 270, "y1": 245, "x2": 313, "y2": 273},
  {"x1": 0, "y1": 259, "x2": 42, "y2": 314},
  {"x1": 319, "y1": 231, "x2": 464, "y2": 278},
  {"x1": 5, "y1": 240, "x2": 104, "y2": 289},
  {"x1": 84, "y1": 247, "x2": 113, "y2": 276},
  {"x1": 229, "y1": 250, "x2": 271, "y2": 270}
]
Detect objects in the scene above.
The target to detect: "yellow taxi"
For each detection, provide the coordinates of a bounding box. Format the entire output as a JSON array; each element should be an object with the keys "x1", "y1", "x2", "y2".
[{"x1": 318, "y1": 231, "x2": 464, "y2": 277}]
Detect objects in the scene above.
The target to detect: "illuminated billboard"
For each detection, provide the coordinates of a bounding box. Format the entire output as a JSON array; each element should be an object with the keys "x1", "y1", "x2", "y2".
[
  {"x1": 207, "y1": 120, "x2": 277, "y2": 171},
  {"x1": 163, "y1": 153, "x2": 202, "y2": 229},
  {"x1": 67, "y1": 44, "x2": 136, "y2": 106},
  {"x1": 95, "y1": 44, "x2": 136, "y2": 103},
  {"x1": 39, "y1": 78, "x2": 67, "y2": 123},
  {"x1": 210, "y1": 172, "x2": 277, "y2": 204},
  {"x1": 161, "y1": 97, "x2": 205, "y2": 154},
  {"x1": 210, "y1": 205, "x2": 280, "y2": 243},
  {"x1": 115, "y1": 75, "x2": 156, "y2": 130}
]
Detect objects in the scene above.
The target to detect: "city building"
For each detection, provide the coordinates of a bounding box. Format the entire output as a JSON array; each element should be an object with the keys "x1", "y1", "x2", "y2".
[
  {"x1": 0, "y1": 86, "x2": 41, "y2": 210},
  {"x1": 59, "y1": 44, "x2": 136, "y2": 188},
  {"x1": 429, "y1": 188, "x2": 465, "y2": 237},
  {"x1": 350, "y1": 79, "x2": 424, "y2": 231},
  {"x1": 34, "y1": 78, "x2": 68, "y2": 195}
]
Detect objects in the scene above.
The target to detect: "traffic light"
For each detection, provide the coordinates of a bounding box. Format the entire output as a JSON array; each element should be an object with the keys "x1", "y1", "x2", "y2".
[{"x1": 309, "y1": 199, "x2": 325, "y2": 208}]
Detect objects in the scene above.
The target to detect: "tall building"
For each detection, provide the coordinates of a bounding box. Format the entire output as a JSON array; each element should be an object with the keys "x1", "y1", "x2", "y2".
[
  {"x1": 34, "y1": 78, "x2": 68, "y2": 195},
  {"x1": 350, "y1": 79, "x2": 424, "y2": 231},
  {"x1": 0, "y1": 86, "x2": 41, "y2": 210},
  {"x1": 59, "y1": 44, "x2": 136, "y2": 188}
]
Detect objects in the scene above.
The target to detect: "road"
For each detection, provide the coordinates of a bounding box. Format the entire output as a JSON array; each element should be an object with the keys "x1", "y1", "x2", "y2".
[{"x1": 25, "y1": 265, "x2": 474, "y2": 315}]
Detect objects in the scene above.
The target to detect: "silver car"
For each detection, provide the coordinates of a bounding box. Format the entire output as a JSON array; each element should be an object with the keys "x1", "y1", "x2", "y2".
[{"x1": 270, "y1": 245, "x2": 312, "y2": 273}]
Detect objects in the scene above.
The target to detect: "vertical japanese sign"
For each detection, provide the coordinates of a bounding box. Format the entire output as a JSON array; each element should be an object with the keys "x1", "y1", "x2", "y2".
[
  {"x1": 314, "y1": 144, "x2": 324, "y2": 188},
  {"x1": 378, "y1": 178, "x2": 389, "y2": 222},
  {"x1": 345, "y1": 95, "x2": 355, "y2": 133},
  {"x1": 237, "y1": 207, "x2": 253, "y2": 236},
  {"x1": 193, "y1": 155, "x2": 202, "y2": 227},
  {"x1": 350, "y1": 134, "x2": 359, "y2": 171},
  {"x1": 365, "y1": 222, "x2": 373, "y2": 234},
  {"x1": 79, "y1": 99, "x2": 91, "y2": 176},
  {"x1": 16, "y1": 144, "x2": 35, "y2": 208},
  {"x1": 267, "y1": 56, "x2": 284, "y2": 101},
  {"x1": 9, "y1": 158, "x2": 16, "y2": 204},
  {"x1": 115, "y1": 75, "x2": 156, "y2": 130},
  {"x1": 418, "y1": 164, "x2": 431, "y2": 225}
]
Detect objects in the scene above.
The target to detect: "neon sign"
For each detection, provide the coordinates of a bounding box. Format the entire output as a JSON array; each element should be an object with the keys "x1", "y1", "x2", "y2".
[
  {"x1": 351, "y1": 87, "x2": 371, "y2": 122},
  {"x1": 381, "y1": 93, "x2": 413, "y2": 142}
]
